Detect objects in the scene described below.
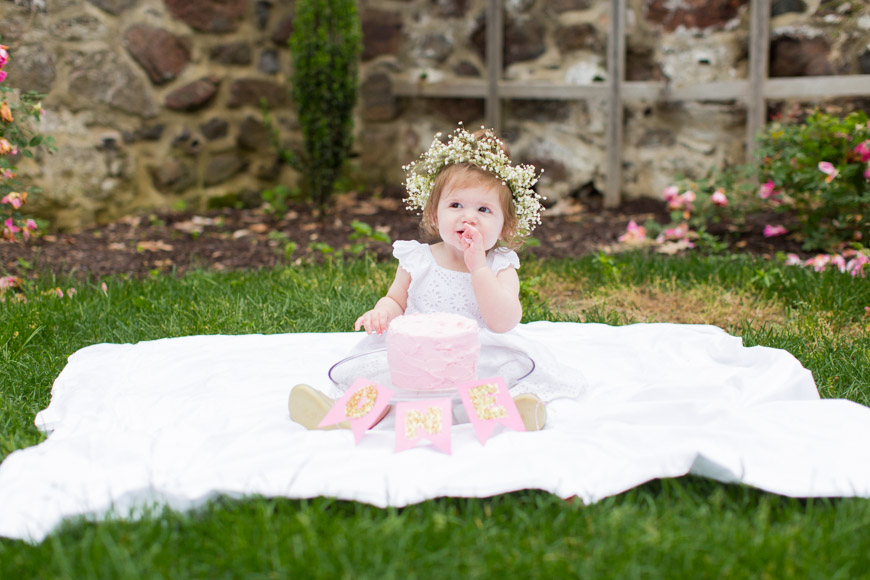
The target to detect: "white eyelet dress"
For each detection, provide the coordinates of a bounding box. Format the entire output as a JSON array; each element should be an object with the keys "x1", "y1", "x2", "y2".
[{"x1": 395, "y1": 240, "x2": 519, "y2": 326}]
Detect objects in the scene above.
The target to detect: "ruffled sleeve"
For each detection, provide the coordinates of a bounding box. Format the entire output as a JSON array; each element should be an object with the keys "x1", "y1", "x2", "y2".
[
  {"x1": 392, "y1": 240, "x2": 432, "y2": 278},
  {"x1": 489, "y1": 247, "x2": 520, "y2": 274}
]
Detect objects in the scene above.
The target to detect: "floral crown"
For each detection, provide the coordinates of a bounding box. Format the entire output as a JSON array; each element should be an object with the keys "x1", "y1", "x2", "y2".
[{"x1": 403, "y1": 124, "x2": 544, "y2": 236}]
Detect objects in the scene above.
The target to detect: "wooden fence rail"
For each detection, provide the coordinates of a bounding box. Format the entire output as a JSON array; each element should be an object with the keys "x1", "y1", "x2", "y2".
[{"x1": 393, "y1": 0, "x2": 870, "y2": 207}]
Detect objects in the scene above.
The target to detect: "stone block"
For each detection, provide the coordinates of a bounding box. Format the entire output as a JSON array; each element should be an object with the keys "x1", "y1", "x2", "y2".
[
  {"x1": 556, "y1": 23, "x2": 605, "y2": 54},
  {"x1": 358, "y1": 127, "x2": 400, "y2": 181},
  {"x1": 148, "y1": 158, "x2": 196, "y2": 194},
  {"x1": 550, "y1": 0, "x2": 593, "y2": 12},
  {"x1": 51, "y1": 14, "x2": 107, "y2": 41},
  {"x1": 165, "y1": 76, "x2": 222, "y2": 111},
  {"x1": 636, "y1": 128, "x2": 676, "y2": 148},
  {"x1": 271, "y1": 16, "x2": 294, "y2": 46},
  {"x1": 142, "y1": 125, "x2": 166, "y2": 141},
  {"x1": 3, "y1": 49, "x2": 56, "y2": 94},
  {"x1": 772, "y1": 0, "x2": 807, "y2": 17},
  {"x1": 423, "y1": 98, "x2": 485, "y2": 124},
  {"x1": 643, "y1": 0, "x2": 745, "y2": 32},
  {"x1": 453, "y1": 61, "x2": 481, "y2": 77},
  {"x1": 770, "y1": 36, "x2": 833, "y2": 77},
  {"x1": 362, "y1": 9, "x2": 403, "y2": 61},
  {"x1": 418, "y1": 33, "x2": 453, "y2": 62},
  {"x1": 258, "y1": 49, "x2": 281, "y2": 74},
  {"x1": 506, "y1": 100, "x2": 572, "y2": 123},
  {"x1": 253, "y1": 155, "x2": 282, "y2": 180},
  {"x1": 362, "y1": 72, "x2": 398, "y2": 122},
  {"x1": 431, "y1": 0, "x2": 468, "y2": 18},
  {"x1": 209, "y1": 42, "x2": 253, "y2": 66},
  {"x1": 236, "y1": 116, "x2": 270, "y2": 151},
  {"x1": 524, "y1": 156, "x2": 568, "y2": 182},
  {"x1": 472, "y1": 15, "x2": 546, "y2": 66},
  {"x1": 164, "y1": 0, "x2": 246, "y2": 33},
  {"x1": 201, "y1": 118, "x2": 229, "y2": 140},
  {"x1": 0, "y1": 12, "x2": 36, "y2": 45},
  {"x1": 860, "y1": 49, "x2": 870, "y2": 75},
  {"x1": 124, "y1": 25, "x2": 191, "y2": 85},
  {"x1": 204, "y1": 151, "x2": 247, "y2": 186},
  {"x1": 626, "y1": 45, "x2": 664, "y2": 82},
  {"x1": 67, "y1": 50, "x2": 158, "y2": 118},
  {"x1": 228, "y1": 78, "x2": 289, "y2": 108},
  {"x1": 255, "y1": 0, "x2": 272, "y2": 29},
  {"x1": 86, "y1": 0, "x2": 137, "y2": 15}
]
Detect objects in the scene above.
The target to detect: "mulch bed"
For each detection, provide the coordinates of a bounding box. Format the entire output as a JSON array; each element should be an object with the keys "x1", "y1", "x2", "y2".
[{"x1": 0, "y1": 190, "x2": 809, "y2": 280}]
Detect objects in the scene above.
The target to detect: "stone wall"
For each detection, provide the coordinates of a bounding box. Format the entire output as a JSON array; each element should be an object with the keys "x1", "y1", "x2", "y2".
[{"x1": 1, "y1": 0, "x2": 868, "y2": 229}]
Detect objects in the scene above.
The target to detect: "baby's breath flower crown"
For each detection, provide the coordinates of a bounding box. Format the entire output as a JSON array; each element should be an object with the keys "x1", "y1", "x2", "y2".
[{"x1": 403, "y1": 123, "x2": 544, "y2": 236}]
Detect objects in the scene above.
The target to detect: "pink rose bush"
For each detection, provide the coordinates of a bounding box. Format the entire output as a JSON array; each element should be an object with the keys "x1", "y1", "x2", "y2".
[
  {"x1": 620, "y1": 108, "x2": 869, "y2": 268},
  {"x1": 0, "y1": 43, "x2": 54, "y2": 242}
]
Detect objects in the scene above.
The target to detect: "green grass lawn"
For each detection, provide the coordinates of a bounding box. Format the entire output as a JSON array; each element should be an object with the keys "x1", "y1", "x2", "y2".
[{"x1": 1, "y1": 252, "x2": 869, "y2": 579}]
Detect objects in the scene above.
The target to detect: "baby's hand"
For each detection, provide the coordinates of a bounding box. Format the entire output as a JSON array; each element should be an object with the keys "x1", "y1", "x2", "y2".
[
  {"x1": 459, "y1": 225, "x2": 487, "y2": 271},
  {"x1": 354, "y1": 309, "x2": 394, "y2": 335}
]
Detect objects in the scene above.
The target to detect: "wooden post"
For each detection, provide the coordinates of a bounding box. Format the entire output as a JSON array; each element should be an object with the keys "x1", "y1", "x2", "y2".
[
  {"x1": 605, "y1": 0, "x2": 625, "y2": 208},
  {"x1": 486, "y1": 0, "x2": 503, "y2": 133},
  {"x1": 747, "y1": 0, "x2": 770, "y2": 159}
]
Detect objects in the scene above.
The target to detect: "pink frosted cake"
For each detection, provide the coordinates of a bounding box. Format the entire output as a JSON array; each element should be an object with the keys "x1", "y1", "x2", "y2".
[{"x1": 385, "y1": 313, "x2": 481, "y2": 390}]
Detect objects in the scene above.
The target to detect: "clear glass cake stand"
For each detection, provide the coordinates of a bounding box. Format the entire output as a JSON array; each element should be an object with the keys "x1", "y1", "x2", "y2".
[{"x1": 327, "y1": 345, "x2": 535, "y2": 401}]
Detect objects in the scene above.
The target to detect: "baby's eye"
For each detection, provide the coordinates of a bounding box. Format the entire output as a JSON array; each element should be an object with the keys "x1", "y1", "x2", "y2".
[
  {"x1": 449, "y1": 202, "x2": 462, "y2": 208},
  {"x1": 478, "y1": 206, "x2": 492, "y2": 214}
]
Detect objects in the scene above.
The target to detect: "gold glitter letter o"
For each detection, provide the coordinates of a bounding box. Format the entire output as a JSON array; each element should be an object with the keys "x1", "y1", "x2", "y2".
[{"x1": 345, "y1": 384, "x2": 378, "y2": 419}]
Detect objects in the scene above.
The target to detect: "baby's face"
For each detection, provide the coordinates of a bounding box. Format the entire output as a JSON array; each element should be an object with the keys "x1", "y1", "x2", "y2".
[{"x1": 435, "y1": 180, "x2": 505, "y2": 253}]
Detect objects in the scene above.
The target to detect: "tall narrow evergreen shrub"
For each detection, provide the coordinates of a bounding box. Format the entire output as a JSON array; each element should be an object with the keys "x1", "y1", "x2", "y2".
[{"x1": 289, "y1": 0, "x2": 362, "y2": 210}]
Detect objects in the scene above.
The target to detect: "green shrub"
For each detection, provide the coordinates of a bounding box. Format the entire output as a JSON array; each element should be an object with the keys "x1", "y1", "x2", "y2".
[
  {"x1": 754, "y1": 109, "x2": 869, "y2": 250},
  {"x1": 289, "y1": 0, "x2": 362, "y2": 211}
]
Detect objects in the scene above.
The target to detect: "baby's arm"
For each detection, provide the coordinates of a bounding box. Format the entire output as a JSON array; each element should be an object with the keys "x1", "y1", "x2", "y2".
[
  {"x1": 459, "y1": 226, "x2": 522, "y2": 332},
  {"x1": 354, "y1": 265, "x2": 411, "y2": 334},
  {"x1": 471, "y1": 265, "x2": 522, "y2": 333}
]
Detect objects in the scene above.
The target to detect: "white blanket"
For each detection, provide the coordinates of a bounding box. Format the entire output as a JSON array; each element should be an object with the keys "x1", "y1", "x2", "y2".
[{"x1": 2, "y1": 321, "x2": 870, "y2": 542}]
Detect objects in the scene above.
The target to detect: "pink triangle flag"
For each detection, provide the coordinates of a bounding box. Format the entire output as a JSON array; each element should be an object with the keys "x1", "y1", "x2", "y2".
[
  {"x1": 318, "y1": 378, "x2": 395, "y2": 443},
  {"x1": 457, "y1": 376, "x2": 526, "y2": 444},
  {"x1": 394, "y1": 398, "x2": 453, "y2": 454}
]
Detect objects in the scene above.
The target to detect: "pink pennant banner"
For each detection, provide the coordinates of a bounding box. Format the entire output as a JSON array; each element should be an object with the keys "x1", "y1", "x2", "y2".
[
  {"x1": 394, "y1": 398, "x2": 453, "y2": 454},
  {"x1": 457, "y1": 376, "x2": 526, "y2": 444},
  {"x1": 318, "y1": 378, "x2": 395, "y2": 443}
]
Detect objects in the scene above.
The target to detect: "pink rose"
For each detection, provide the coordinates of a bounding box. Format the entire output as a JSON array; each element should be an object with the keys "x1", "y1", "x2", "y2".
[
  {"x1": 818, "y1": 161, "x2": 838, "y2": 183},
  {"x1": 711, "y1": 189, "x2": 728, "y2": 207},
  {"x1": 805, "y1": 254, "x2": 831, "y2": 272},
  {"x1": 758, "y1": 181, "x2": 776, "y2": 200},
  {"x1": 3, "y1": 217, "x2": 19, "y2": 235},
  {"x1": 763, "y1": 224, "x2": 788, "y2": 238},
  {"x1": 784, "y1": 253, "x2": 802, "y2": 266},
  {"x1": 618, "y1": 220, "x2": 646, "y2": 243}
]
